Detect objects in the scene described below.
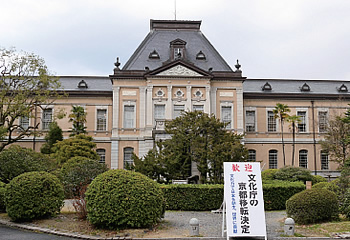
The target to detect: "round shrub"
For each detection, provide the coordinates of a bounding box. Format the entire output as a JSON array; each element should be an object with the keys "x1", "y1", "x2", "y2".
[
  {"x1": 340, "y1": 188, "x2": 350, "y2": 219},
  {"x1": 60, "y1": 156, "x2": 108, "y2": 198},
  {"x1": 5, "y1": 171, "x2": 64, "y2": 222},
  {"x1": 286, "y1": 188, "x2": 339, "y2": 224},
  {"x1": 261, "y1": 169, "x2": 278, "y2": 181},
  {"x1": 274, "y1": 166, "x2": 313, "y2": 183},
  {"x1": 0, "y1": 182, "x2": 6, "y2": 212},
  {"x1": 86, "y1": 169, "x2": 165, "y2": 229},
  {"x1": 311, "y1": 175, "x2": 327, "y2": 184}
]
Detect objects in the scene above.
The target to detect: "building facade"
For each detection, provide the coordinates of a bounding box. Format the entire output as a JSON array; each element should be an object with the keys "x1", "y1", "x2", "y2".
[{"x1": 10, "y1": 20, "x2": 350, "y2": 178}]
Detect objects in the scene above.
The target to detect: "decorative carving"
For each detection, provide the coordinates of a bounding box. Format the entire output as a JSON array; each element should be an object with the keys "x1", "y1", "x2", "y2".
[{"x1": 157, "y1": 65, "x2": 203, "y2": 76}]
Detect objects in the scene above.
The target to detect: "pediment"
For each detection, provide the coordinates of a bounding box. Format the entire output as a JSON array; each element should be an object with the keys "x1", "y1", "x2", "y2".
[
  {"x1": 145, "y1": 60, "x2": 212, "y2": 78},
  {"x1": 156, "y1": 65, "x2": 203, "y2": 77}
]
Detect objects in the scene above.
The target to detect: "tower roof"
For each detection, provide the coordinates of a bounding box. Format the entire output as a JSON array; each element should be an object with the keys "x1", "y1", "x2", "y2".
[{"x1": 122, "y1": 20, "x2": 233, "y2": 72}]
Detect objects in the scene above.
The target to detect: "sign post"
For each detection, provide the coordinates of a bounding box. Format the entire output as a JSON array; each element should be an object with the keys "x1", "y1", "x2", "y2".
[{"x1": 223, "y1": 162, "x2": 267, "y2": 240}]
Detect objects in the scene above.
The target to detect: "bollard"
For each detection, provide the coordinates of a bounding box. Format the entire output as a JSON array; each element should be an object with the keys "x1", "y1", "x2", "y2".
[
  {"x1": 189, "y1": 218, "x2": 199, "y2": 236},
  {"x1": 284, "y1": 218, "x2": 295, "y2": 236}
]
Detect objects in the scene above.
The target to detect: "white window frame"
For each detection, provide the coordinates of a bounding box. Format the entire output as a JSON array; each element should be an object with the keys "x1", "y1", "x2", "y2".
[
  {"x1": 318, "y1": 109, "x2": 328, "y2": 133},
  {"x1": 248, "y1": 149, "x2": 256, "y2": 162},
  {"x1": 123, "y1": 147, "x2": 134, "y2": 169},
  {"x1": 173, "y1": 104, "x2": 185, "y2": 119},
  {"x1": 193, "y1": 104, "x2": 204, "y2": 112},
  {"x1": 245, "y1": 107, "x2": 257, "y2": 133},
  {"x1": 321, "y1": 151, "x2": 329, "y2": 170},
  {"x1": 299, "y1": 149, "x2": 308, "y2": 168},
  {"x1": 269, "y1": 150, "x2": 278, "y2": 169},
  {"x1": 154, "y1": 104, "x2": 165, "y2": 120},
  {"x1": 123, "y1": 101, "x2": 136, "y2": 129},
  {"x1": 220, "y1": 102, "x2": 233, "y2": 129},
  {"x1": 266, "y1": 108, "x2": 277, "y2": 132},
  {"x1": 96, "y1": 107, "x2": 108, "y2": 131},
  {"x1": 296, "y1": 108, "x2": 308, "y2": 133},
  {"x1": 96, "y1": 149, "x2": 106, "y2": 164},
  {"x1": 20, "y1": 116, "x2": 30, "y2": 130},
  {"x1": 42, "y1": 107, "x2": 53, "y2": 130}
]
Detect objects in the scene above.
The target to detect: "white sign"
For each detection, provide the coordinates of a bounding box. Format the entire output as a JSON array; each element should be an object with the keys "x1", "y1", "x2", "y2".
[{"x1": 224, "y1": 162, "x2": 266, "y2": 239}]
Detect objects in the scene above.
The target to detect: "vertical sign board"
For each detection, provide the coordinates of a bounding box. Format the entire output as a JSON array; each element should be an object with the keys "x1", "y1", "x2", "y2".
[{"x1": 224, "y1": 162, "x2": 266, "y2": 239}]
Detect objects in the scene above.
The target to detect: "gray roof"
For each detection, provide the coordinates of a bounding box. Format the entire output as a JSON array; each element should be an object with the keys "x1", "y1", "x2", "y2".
[
  {"x1": 58, "y1": 76, "x2": 111, "y2": 92},
  {"x1": 122, "y1": 20, "x2": 233, "y2": 72},
  {"x1": 243, "y1": 78, "x2": 350, "y2": 96}
]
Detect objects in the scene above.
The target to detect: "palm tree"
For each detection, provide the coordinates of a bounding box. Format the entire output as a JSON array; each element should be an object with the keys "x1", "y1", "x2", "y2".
[
  {"x1": 286, "y1": 115, "x2": 301, "y2": 166},
  {"x1": 68, "y1": 105, "x2": 87, "y2": 136},
  {"x1": 273, "y1": 103, "x2": 291, "y2": 166}
]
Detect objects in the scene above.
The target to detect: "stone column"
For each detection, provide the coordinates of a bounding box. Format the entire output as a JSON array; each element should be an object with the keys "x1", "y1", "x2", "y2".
[
  {"x1": 139, "y1": 86, "x2": 146, "y2": 131},
  {"x1": 205, "y1": 85, "x2": 211, "y2": 113},
  {"x1": 166, "y1": 85, "x2": 172, "y2": 119},
  {"x1": 112, "y1": 86, "x2": 120, "y2": 137},
  {"x1": 110, "y1": 141, "x2": 119, "y2": 169},
  {"x1": 146, "y1": 86, "x2": 153, "y2": 129},
  {"x1": 186, "y1": 85, "x2": 192, "y2": 111},
  {"x1": 236, "y1": 87, "x2": 244, "y2": 134}
]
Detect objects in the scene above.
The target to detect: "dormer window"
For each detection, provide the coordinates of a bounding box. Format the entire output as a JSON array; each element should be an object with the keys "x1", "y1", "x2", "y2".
[
  {"x1": 338, "y1": 84, "x2": 348, "y2": 92},
  {"x1": 262, "y1": 82, "x2": 272, "y2": 91},
  {"x1": 170, "y1": 39, "x2": 187, "y2": 60},
  {"x1": 78, "y1": 80, "x2": 88, "y2": 89},
  {"x1": 300, "y1": 83, "x2": 310, "y2": 92},
  {"x1": 149, "y1": 50, "x2": 160, "y2": 59},
  {"x1": 196, "y1": 51, "x2": 206, "y2": 60}
]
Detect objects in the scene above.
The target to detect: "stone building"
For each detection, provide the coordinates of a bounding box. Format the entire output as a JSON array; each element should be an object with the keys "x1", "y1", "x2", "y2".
[{"x1": 10, "y1": 20, "x2": 350, "y2": 178}]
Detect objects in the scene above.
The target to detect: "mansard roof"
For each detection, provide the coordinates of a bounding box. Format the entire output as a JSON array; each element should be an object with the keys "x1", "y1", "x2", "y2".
[
  {"x1": 122, "y1": 20, "x2": 233, "y2": 72},
  {"x1": 59, "y1": 76, "x2": 112, "y2": 95},
  {"x1": 243, "y1": 78, "x2": 350, "y2": 99}
]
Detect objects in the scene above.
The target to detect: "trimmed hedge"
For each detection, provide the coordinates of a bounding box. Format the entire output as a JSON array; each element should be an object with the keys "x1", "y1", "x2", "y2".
[
  {"x1": 161, "y1": 181, "x2": 305, "y2": 211},
  {"x1": 161, "y1": 184, "x2": 223, "y2": 211},
  {"x1": 286, "y1": 188, "x2": 339, "y2": 224},
  {"x1": 263, "y1": 180, "x2": 305, "y2": 210},
  {"x1": 85, "y1": 169, "x2": 165, "y2": 229},
  {"x1": 0, "y1": 182, "x2": 5, "y2": 212},
  {"x1": 5, "y1": 171, "x2": 64, "y2": 222}
]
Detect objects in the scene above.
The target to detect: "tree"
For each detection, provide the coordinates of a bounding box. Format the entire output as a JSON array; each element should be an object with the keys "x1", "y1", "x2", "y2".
[
  {"x1": 0, "y1": 145, "x2": 57, "y2": 183},
  {"x1": 40, "y1": 121, "x2": 63, "y2": 154},
  {"x1": 273, "y1": 103, "x2": 291, "y2": 166},
  {"x1": 68, "y1": 105, "x2": 87, "y2": 136},
  {"x1": 321, "y1": 115, "x2": 350, "y2": 168},
  {"x1": 133, "y1": 111, "x2": 248, "y2": 184},
  {"x1": 0, "y1": 48, "x2": 62, "y2": 151},
  {"x1": 51, "y1": 134, "x2": 99, "y2": 166},
  {"x1": 286, "y1": 115, "x2": 301, "y2": 166}
]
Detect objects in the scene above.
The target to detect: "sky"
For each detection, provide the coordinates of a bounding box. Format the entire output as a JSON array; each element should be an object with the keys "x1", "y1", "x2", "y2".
[{"x1": 1, "y1": 0, "x2": 350, "y2": 80}]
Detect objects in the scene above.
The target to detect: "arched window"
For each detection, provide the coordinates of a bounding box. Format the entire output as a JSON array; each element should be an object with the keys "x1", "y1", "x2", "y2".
[
  {"x1": 248, "y1": 150, "x2": 256, "y2": 162},
  {"x1": 269, "y1": 150, "x2": 278, "y2": 169},
  {"x1": 124, "y1": 147, "x2": 134, "y2": 169},
  {"x1": 96, "y1": 149, "x2": 106, "y2": 164},
  {"x1": 299, "y1": 150, "x2": 308, "y2": 168}
]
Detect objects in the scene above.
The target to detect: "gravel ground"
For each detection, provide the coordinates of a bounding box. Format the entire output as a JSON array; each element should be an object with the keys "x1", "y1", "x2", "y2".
[{"x1": 154, "y1": 210, "x2": 286, "y2": 239}]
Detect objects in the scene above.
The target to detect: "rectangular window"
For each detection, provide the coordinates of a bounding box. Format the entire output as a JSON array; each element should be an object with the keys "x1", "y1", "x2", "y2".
[
  {"x1": 20, "y1": 116, "x2": 29, "y2": 130},
  {"x1": 154, "y1": 105, "x2": 165, "y2": 120},
  {"x1": 97, "y1": 149, "x2": 106, "y2": 164},
  {"x1": 321, "y1": 152, "x2": 329, "y2": 170},
  {"x1": 42, "y1": 108, "x2": 53, "y2": 130},
  {"x1": 124, "y1": 105, "x2": 135, "y2": 128},
  {"x1": 221, "y1": 106, "x2": 232, "y2": 129},
  {"x1": 97, "y1": 109, "x2": 107, "y2": 131},
  {"x1": 173, "y1": 105, "x2": 184, "y2": 119},
  {"x1": 318, "y1": 111, "x2": 328, "y2": 133},
  {"x1": 269, "y1": 150, "x2": 278, "y2": 169},
  {"x1": 267, "y1": 111, "x2": 276, "y2": 132},
  {"x1": 297, "y1": 111, "x2": 307, "y2": 132},
  {"x1": 193, "y1": 105, "x2": 204, "y2": 112},
  {"x1": 245, "y1": 110, "x2": 256, "y2": 132}
]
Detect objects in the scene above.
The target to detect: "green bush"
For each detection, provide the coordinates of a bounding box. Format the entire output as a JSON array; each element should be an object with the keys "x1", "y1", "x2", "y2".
[
  {"x1": 0, "y1": 145, "x2": 57, "y2": 183},
  {"x1": 311, "y1": 175, "x2": 328, "y2": 184},
  {"x1": 261, "y1": 169, "x2": 278, "y2": 181},
  {"x1": 263, "y1": 180, "x2": 305, "y2": 210},
  {"x1": 340, "y1": 188, "x2": 350, "y2": 219},
  {"x1": 60, "y1": 156, "x2": 108, "y2": 198},
  {"x1": 286, "y1": 188, "x2": 339, "y2": 224},
  {"x1": 0, "y1": 182, "x2": 6, "y2": 212},
  {"x1": 85, "y1": 170, "x2": 165, "y2": 229},
  {"x1": 5, "y1": 171, "x2": 64, "y2": 222},
  {"x1": 274, "y1": 166, "x2": 313, "y2": 183},
  {"x1": 161, "y1": 184, "x2": 223, "y2": 211}
]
